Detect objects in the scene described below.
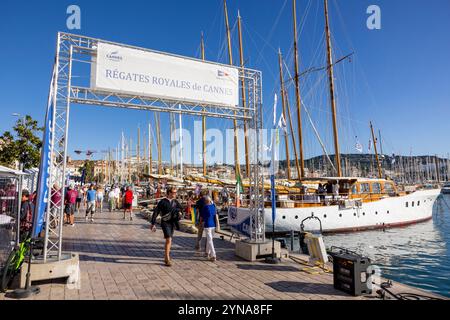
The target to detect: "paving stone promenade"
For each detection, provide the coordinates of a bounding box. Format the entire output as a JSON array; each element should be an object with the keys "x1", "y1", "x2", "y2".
[{"x1": 0, "y1": 209, "x2": 440, "y2": 300}]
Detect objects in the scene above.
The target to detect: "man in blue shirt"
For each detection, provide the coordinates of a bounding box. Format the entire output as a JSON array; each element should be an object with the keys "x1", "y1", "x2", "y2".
[
  {"x1": 85, "y1": 185, "x2": 96, "y2": 222},
  {"x1": 200, "y1": 196, "x2": 217, "y2": 262}
]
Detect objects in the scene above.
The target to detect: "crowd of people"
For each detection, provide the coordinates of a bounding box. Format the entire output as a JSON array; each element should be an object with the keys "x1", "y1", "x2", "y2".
[
  {"x1": 61, "y1": 183, "x2": 136, "y2": 227},
  {"x1": 2, "y1": 178, "x2": 222, "y2": 268},
  {"x1": 150, "y1": 186, "x2": 219, "y2": 267}
]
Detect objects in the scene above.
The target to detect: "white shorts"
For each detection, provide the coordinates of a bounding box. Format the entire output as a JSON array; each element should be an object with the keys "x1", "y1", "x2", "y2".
[{"x1": 86, "y1": 201, "x2": 96, "y2": 214}]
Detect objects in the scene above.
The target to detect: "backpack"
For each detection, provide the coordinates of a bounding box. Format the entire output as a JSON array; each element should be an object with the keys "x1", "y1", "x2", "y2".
[
  {"x1": 156, "y1": 198, "x2": 172, "y2": 222},
  {"x1": 156, "y1": 198, "x2": 183, "y2": 223}
]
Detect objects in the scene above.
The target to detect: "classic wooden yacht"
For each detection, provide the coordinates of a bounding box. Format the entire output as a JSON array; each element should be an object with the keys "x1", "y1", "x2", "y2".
[
  {"x1": 265, "y1": 177, "x2": 441, "y2": 233},
  {"x1": 257, "y1": 0, "x2": 441, "y2": 233}
]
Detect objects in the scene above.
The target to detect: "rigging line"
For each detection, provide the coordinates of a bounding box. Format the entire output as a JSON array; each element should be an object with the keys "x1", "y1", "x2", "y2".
[
  {"x1": 245, "y1": 22, "x2": 280, "y2": 60},
  {"x1": 302, "y1": 100, "x2": 337, "y2": 173},
  {"x1": 333, "y1": 0, "x2": 380, "y2": 123},
  {"x1": 254, "y1": 0, "x2": 289, "y2": 65},
  {"x1": 283, "y1": 0, "x2": 313, "y2": 64},
  {"x1": 329, "y1": 1, "x2": 376, "y2": 151},
  {"x1": 216, "y1": 3, "x2": 226, "y2": 62},
  {"x1": 285, "y1": 51, "x2": 354, "y2": 83},
  {"x1": 297, "y1": 72, "x2": 372, "y2": 128},
  {"x1": 203, "y1": 0, "x2": 222, "y2": 45},
  {"x1": 242, "y1": 23, "x2": 279, "y2": 88},
  {"x1": 281, "y1": 30, "x2": 325, "y2": 87},
  {"x1": 283, "y1": 60, "x2": 334, "y2": 162}
]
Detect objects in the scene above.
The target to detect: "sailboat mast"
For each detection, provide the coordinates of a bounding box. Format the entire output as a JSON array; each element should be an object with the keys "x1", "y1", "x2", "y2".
[
  {"x1": 143, "y1": 129, "x2": 146, "y2": 179},
  {"x1": 148, "y1": 121, "x2": 152, "y2": 175},
  {"x1": 201, "y1": 33, "x2": 207, "y2": 177},
  {"x1": 278, "y1": 49, "x2": 292, "y2": 180},
  {"x1": 324, "y1": 0, "x2": 342, "y2": 177},
  {"x1": 137, "y1": 125, "x2": 141, "y2": 180},
  {"x1": 292, "y1": 0, "x2": 305, "y2": 179},
  {"x1": 435, "y1": 155, "x2": 440, "y2": 183},
  {"x1": 237, "y1": 11, "x2": 250, "y2": 178},
  {"x1": 179, "y1": 104, "x2": 183, "y2": 178},
  {"x1": 169, "y1": 114, "x2": 173, "y2": 173},
  {"x1": 285, "y1": 91, "x2": 302, "y2": 180},
  {"x1": 223, "y1": 0, "x2": 241, "y2": 180},
  {"x1": 155, "y1": 113, "x2": 162, "y2": 175},
  {"x1": 129, "y1": 138, "x2": 132, "y2": 182},
  {"x1": 370, "y1": 121, "x2": 383, "y2": 179}
]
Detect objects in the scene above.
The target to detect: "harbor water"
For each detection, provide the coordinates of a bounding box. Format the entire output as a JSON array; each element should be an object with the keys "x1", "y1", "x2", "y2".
[{"x1": 282, "y1": 194, "x2": 450, "y2": 298}]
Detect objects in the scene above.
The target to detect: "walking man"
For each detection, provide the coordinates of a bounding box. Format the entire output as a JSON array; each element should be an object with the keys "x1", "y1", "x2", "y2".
[
  {"x1": 150, "y1": 187, "x2": 182, "y2": 267},
  {"x1": 108, "y1": 187, "x2": 116, "y2": 212},
  {"x1": 194, "y1": 189, "x2": 209, "y2": 252},
  {"x1": 200, "y1": 196, "x2": 218, "y2": 262},
  {"x1": 75, "y1": 185, "x2": 83, "y2": 213},
  {"x1": 114, "y1": 185, "x2": 121, "y2": 210},
  {"x1": 85, "y1": 185, "x2": 96, "y2": 222},
  {"x1": 123, "y1": 186, "x2": 134, "y2": 221},
  {"x1": 65, "y1": 185, "x2": 78, "y2": 227},
  {"x1": 96, "y1": 185, "x2": 104, "y2": 213}
]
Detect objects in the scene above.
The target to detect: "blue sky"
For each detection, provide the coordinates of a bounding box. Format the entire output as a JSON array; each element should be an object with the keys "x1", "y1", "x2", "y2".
[{"x1": 1, "y1": 0, "x2": 449, "y2": 164}]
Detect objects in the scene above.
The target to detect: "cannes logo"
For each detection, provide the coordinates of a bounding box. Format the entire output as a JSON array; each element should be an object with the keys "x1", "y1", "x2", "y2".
[
  {"x1": 106, "y1": 51, "x2": 123, "y2": 62},
  {"x1": 217, "y1": 70, "x2": 230, "y2": 77}
]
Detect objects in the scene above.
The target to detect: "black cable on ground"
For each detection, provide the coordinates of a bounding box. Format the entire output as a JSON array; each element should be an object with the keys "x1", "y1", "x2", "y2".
[{"x1": 377, "y1": 281, "x2": 443, "y2": 300}]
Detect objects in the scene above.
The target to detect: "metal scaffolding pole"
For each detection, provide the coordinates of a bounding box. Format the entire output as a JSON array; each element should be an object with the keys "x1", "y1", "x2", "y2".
[{"x1": 42, "y1": 32, "x2": 264, "y2": 260}]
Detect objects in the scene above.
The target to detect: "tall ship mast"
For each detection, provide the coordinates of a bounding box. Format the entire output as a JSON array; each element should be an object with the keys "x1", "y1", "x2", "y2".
[{"x1": 231, "y1": 0, "x2": 442, "y2": 234}]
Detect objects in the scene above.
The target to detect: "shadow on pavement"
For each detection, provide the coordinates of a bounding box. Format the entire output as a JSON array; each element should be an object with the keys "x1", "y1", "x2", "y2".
[{"x1": 265, "y1": 280, "x2": 349, "y2": 296}]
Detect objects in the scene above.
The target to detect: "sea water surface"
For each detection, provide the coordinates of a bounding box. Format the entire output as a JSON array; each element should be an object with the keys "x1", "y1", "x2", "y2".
[{"x1": 321, "y1": 194, "x2": 450, "y2": 298}]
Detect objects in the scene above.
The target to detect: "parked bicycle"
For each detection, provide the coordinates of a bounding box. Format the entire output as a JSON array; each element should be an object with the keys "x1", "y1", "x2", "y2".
[{"x1": 0, "y1": 237, "x2": 32, "y2": 292}]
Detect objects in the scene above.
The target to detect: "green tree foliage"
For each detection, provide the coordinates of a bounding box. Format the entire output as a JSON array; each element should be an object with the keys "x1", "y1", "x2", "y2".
[
  {"x1": 79, "y1": 160, "x2": 95, "y2": 183},
  {"x1": 95, "y1": 173, "x2": 105, "y2": 184},
  {"x1": 0, "y1": 131, "x2": 17, "y2": 168},
  {"x1": 0, "y1": 115, "x2": 43, "y2": 169}
]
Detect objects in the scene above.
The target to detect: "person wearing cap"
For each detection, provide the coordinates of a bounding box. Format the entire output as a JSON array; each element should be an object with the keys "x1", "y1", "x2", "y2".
[{"x1": 65, "y1": 185, "x2": 78, "y2": 226}]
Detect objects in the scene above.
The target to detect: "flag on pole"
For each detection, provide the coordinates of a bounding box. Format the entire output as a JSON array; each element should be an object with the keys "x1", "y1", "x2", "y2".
[
  {"x1": 271, "y1": 94, "x2": 278, "y2": 225},
  {"x1": 236, "y1": 174, "x2": 244, "y2": 194},
  {"x1": 32, "y1": 65, "x2": 56, "y2": 238},
  {"x1": 235, "y1": 174, "x2": 243, "y2": 208},
  {"x1": 355, "y1": 137, "x2": 363, "y2": 153},
  {"x1": 278, "y1": 113, "x2": 287, "y2": 134}
]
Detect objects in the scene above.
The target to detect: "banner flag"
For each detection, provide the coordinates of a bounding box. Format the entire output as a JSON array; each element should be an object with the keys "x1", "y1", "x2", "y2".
[{"x1": 32, "y1": 66, "x2": 55, "y2": 238}]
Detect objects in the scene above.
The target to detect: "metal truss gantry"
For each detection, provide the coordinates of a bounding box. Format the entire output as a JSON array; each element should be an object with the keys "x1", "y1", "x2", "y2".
[{"x1": 44, "y1": 32, "x2": 265, "y2": 261}]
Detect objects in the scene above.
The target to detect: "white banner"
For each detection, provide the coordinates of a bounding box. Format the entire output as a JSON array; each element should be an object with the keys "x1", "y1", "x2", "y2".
[{"x1": 91, "y1": 42, "x2": 239, "y2": 107}]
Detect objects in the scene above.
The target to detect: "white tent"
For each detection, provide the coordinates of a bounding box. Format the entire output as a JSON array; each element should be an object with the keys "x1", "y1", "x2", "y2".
[{"x1": 0, "y1": 165, "x2": 25, "y2": 177}]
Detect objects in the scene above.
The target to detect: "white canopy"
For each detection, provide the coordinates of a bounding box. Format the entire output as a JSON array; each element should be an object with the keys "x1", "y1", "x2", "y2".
[{"x1": 0, "y1": 165, "x2": 25, "y2": 177}]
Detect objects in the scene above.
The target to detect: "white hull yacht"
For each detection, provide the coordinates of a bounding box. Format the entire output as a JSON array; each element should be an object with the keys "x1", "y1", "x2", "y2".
[{"x1": 264, "y1": 178, "x2": 440, "y2": 233}]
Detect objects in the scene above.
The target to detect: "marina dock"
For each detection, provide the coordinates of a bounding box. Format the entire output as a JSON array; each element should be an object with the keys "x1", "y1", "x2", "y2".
[{"x1": 0, "y1": 208, "x2": 443, "y2": 301}]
